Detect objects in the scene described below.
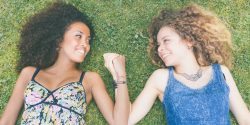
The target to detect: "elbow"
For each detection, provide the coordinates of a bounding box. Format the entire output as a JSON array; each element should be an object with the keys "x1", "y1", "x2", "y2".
[
  {"x1": 108, "y1": 119, "x2": 124, "y2": 125},
  {"x1": 239, "y1": 121, "x2": 250, "y2": 125},
  {"x1": 128, "y1": 121, "x2": 134, "y2": 125},
  {"x1": 244, "y1": 112, "x2": 250, "y2": 125},
  {"x1": 238, "y1": 115, "x2": 250, "y2": 125},
  {"x1": 243, "y1": 118, "x2": 250, "y2": 125},
  {"x1": 113, "y1": 120, "x2": 128, "y2": 125},
  {"x1": 0, "y1": 119, "x2": 14, "y2": 125},
  {"x1": 112, "y1": 113, "x2": 129, "y2": 125},
  {"x1": 109, "y1": 121, "x2": 115, "y2": 125},
  {"x1": 128, "y1": 117, "x2": 136, "y2": 125}
]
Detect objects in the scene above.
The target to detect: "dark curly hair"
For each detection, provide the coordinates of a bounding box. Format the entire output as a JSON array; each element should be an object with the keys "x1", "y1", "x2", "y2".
[
  {"x1": 148, "y1": 4, "x2": 233, "y2": 68},
  {"x1": 17, "y1": 1, "x2": 94, "y2": 72}
]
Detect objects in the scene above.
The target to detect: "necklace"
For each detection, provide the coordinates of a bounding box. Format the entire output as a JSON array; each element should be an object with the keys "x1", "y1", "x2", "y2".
[{"x1": 178, "y1": 68, "x2": 203, "y2": 81}]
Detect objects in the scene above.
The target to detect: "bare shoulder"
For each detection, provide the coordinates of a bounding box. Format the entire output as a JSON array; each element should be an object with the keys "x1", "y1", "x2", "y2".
[
  {"x1": 19, "y1": 66, "x2": 36, "y2": 82},
  {"x1": 11, "y1": 66, "x2": 37, "y2": 91},
  {"x1": 220, "y1": 65, "x2": 231, "y2": 74},
  {"x1": 146, "y1": 68, "x2": 169, "y2": 90},
  {"x1": 84, "y1": 71, "x2": 104, "y2": 86},
  {"x1": 20, "y1": 66, "x2": 36, "y2": 73},
  {"x1": 219, "y1": 65, "x2": 233, "y2": 80},
  {"x1": 84, "y1": 71, "x2": 102, "y2": 80},
  {"x1": 151, "y1": 68, "x2": 169, "y2": 78},
  {"x1": 148, "y1": 68, "x2": 169, "y2": 83},
  {"x1": 219, "y1": 65, "x2": 236, "y2": 87}
]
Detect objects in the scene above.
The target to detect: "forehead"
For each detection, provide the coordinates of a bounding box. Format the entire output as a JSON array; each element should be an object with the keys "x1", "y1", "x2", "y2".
[
  {"x1": 157, "y1": 26, "x2": 176, "y2": 38},
  {"x1": 67, "y1": 22, "x2": 90, "y2": 35}
]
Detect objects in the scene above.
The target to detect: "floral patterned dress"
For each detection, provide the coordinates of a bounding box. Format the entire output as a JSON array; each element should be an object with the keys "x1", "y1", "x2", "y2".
[{"x1": 21, "y1": 68, "x2": 87, "y2": 125}]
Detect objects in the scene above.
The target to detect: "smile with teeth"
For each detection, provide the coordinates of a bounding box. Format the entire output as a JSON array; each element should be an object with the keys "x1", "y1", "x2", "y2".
[
  {"x1": 76, "y1": 49, "x2": 86, "y2": 55},
  {"x1": 162, "y1": 54, "x2": 169, "y2": 58},
  {"x1": 161, "y1": 53, "x2": 171, "y2": 59}
]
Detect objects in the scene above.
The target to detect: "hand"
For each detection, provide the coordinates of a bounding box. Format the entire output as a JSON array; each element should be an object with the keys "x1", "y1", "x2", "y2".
[{"x1": 103, "y1": 53, "x2": 126, "y2": 82}]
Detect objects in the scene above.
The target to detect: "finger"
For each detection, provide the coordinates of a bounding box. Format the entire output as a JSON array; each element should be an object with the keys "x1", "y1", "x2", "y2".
[
  {"x1": 104, "y1": 54, "x2": 116, "y2": 66},
  {"x1": 103, "y1": 53, "x2": 120, "y2": 59}
]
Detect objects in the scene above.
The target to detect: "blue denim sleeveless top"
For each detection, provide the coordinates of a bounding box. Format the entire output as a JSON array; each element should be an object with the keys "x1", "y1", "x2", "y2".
[{"x1": 162, "y1": 64, "x2": 230, "y2": 125}]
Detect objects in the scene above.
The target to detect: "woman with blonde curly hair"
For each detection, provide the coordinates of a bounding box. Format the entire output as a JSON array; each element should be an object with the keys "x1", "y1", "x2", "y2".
[{"x1": 105, "y1": 4, "x2": 250, "y2": 125}]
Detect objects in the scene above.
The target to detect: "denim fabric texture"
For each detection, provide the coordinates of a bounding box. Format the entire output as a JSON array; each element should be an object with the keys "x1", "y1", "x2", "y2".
[{"x1": 162, "y1": 64, "x2": 230, "y2": 125}]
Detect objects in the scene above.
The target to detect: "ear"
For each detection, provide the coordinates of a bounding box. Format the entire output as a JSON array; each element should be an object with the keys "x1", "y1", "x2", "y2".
[
  {"x1": 183, "y1": 39, "x2": 193, "y2": 48},
  {"x1": 57, "y1": 38, "x2": 64, "y2": 48},
  {"x1": 58, "y1": 43, "x2": 62, "y2": 48}
]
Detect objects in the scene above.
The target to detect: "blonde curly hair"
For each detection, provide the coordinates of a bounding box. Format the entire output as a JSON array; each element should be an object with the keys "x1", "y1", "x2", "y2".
[{"x1": 148, "y1": 4, "x2": 233, "y2": 68}]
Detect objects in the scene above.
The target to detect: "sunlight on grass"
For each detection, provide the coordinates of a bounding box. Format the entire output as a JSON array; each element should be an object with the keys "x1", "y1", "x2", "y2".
[{"x1": 0, "y1": 0, "x2": 249, "y2": 124}]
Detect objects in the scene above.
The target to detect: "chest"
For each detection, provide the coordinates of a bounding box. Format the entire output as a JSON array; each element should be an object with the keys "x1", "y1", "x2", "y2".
[{"x1": 24, "y1": 81, "x2": 87, "y2": 106}]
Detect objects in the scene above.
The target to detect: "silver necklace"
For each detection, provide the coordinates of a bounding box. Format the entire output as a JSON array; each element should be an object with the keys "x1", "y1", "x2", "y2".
[{"x1": 178, "y1": 68, "x2": 203, "y2": 81}]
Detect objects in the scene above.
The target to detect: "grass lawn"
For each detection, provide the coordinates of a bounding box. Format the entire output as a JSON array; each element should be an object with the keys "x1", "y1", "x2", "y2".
[{"x1": 0, "y1": 0, "x2": 249, "y2": 124}]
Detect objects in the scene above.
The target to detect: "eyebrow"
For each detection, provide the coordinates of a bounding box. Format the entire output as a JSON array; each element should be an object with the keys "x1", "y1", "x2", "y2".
[
  {"x1": 161, "y1": 36, "x2": 170, "y2": 40},
  {"x1": 76, "y1": 31, "x2": 84, "y2": 34}
]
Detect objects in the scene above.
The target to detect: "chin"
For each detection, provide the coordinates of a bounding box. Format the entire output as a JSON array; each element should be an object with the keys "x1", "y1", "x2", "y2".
[
  {"x1": 163, "y1": 60, "x2": 174, "y2": 67},
  {"x1": 73, "y1": 57, "x2": 85, "y2": 63},
  {"x1": 79, "y1": 58, "x2": 86, "y2": 63},
  {"x1": 164, "y1": 63, "x2": 171, "y2": 67}
]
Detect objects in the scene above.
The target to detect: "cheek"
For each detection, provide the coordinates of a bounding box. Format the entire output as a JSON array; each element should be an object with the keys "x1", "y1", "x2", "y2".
[
  {"x1": 86, "y1": 45, "x2": 91, "y2": 52},
  {"x1": 162, "y1": 45, "x2": 172, "y2": 53},
  {"x1": 157, "y1": 47, "x2": 161, "y2": 53},
  {"x1": 158, "y1": 44, "x2": 169, "y2": 51},
  {"x1": 61, "y1": 39, "x2": 76, "y2": 49}
]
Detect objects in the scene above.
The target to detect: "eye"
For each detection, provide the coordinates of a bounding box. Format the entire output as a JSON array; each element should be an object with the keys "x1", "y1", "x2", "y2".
[
  {"x1": 156, "y1": 42, "x2": 160, "y2": 46},
  {"x1": 76, "y1": 34, "x2": 82, "y2": 39},
  {"x1": 163, "y1": 39, "x2": 170, "y2": 43}
]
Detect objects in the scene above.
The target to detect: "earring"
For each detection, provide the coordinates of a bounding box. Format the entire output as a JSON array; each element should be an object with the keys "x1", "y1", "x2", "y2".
[{"x1": 56, "y1": 47, "x2": 60, "y2": 51}]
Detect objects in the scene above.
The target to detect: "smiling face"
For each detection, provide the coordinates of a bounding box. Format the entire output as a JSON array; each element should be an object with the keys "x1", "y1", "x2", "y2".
[
  {"x1": 157, "y1": 26, "x2": 191, "y2": 67},
  {"x1": 58, "y1": 22, "x2": 91, "y2": 63}
]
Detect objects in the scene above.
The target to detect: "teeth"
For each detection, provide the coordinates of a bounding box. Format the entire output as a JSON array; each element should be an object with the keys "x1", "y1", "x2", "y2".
[
  {"x1": 76, "y1": 50, "x2": 85, "y2": 55},
  {"x1": 162, "y1": 54, "x2": 170, "y2": 59},
  {"x1": 163, "y1": 54, "x2": 169, "y2": 57}
]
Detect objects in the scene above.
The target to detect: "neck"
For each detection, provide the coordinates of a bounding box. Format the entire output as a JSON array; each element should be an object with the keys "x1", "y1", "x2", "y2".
[
  {"x1": 45, "y1": 55, "x2": 78, "y2": 73},
  {"x1": 174, "y1": 54, "x2": 200, "y2": 74}
]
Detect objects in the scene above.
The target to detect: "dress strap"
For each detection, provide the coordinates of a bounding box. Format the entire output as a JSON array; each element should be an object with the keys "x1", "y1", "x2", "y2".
[
  {"x1": 212, "y1": 63, "x2": 226, "y2": 82},
  {"x1": 79, "y1": 71, "x2": 85, "y2": 83},
  {"x1": 168, "y1": 66, "x2": 174, "y2": 78},
  {"x1": 162, "y1": 66, "x2": 174, "y2": 104},
  {"x1": 31, "y1": 67, "x2": 40, "y2": 81}
]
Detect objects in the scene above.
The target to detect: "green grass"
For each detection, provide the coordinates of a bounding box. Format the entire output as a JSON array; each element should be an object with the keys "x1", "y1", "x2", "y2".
[{"x1": 0, "y1": 0, "x2": 249, "y2": 124}]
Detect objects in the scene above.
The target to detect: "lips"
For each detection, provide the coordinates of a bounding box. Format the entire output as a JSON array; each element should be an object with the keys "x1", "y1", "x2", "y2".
[
  {"x1": 162, "y1": 54, "x2": 169, "y2": 59},
  {"x1": 160, "y1": 52, "x2": 171, "y2": 60},
  {"x1": 76, "y1": 49, "x2": 86, "y2": 56}
]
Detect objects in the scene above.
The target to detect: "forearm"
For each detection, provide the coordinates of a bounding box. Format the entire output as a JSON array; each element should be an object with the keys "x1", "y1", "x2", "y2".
[
  {"x1": 0, "y1": 110, "x2": 18, "y2": 125},
  {"x1": 238, "y1": 112, "x2": 250, "y2": 125},
  {"x1": 103, "y1": 53, "x2": 129, "y2": 124},
  {"x1": 113, "y1": 84, "x2": 130, "y2": 125},
  {"x1": 0, "y1": 97, "x2": 23, "y2": 125},
  {"x1": 0, "y1": 118, "x2": 16, "y2": 125}
]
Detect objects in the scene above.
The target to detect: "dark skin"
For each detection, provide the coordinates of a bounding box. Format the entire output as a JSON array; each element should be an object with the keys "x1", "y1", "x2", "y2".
[{"x1": 0, "y1": 22, "x2": 129, "y2": 125}]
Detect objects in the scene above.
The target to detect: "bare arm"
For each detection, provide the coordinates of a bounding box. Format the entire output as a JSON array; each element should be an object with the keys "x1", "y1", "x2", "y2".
[
  {"x1": 103, "y1": 53, "x2": 130, "y2": 124},
  {"x1": 103, "y1": 53, "x2": 169, "y2": 125},
  {"x1": 86, "y1": 72, "x2": 129, "y2": 125},
  {"x1": 128, "y1": 69, "x2": 168, "y2": 125},
  {"x1": 221, "y1": 65, "x2": 250, "y2": 125},
  {"x1": 0, "y1": 67, "x2": 35, "y2": 125}
]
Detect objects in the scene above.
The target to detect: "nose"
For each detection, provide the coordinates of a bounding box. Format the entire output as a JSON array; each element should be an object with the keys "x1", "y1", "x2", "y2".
[
  {"x1": 80, "y1": 39, "x2": 88, "y2": 47},
  {"x1": 158, "y1": 44, "x2": 164, "y2": 53},
  {"x1": 81, "y1": 42, "x2": 86, "y2": 47}
]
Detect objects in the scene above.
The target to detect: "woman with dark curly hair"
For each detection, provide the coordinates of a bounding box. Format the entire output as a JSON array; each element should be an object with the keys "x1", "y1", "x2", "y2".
[
  {"x1": 105, "y1": 4, "x2": 250, "y2": 125},
  {"x1": 0, "y1": 2, "x2": 129, "y2": 125}
]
